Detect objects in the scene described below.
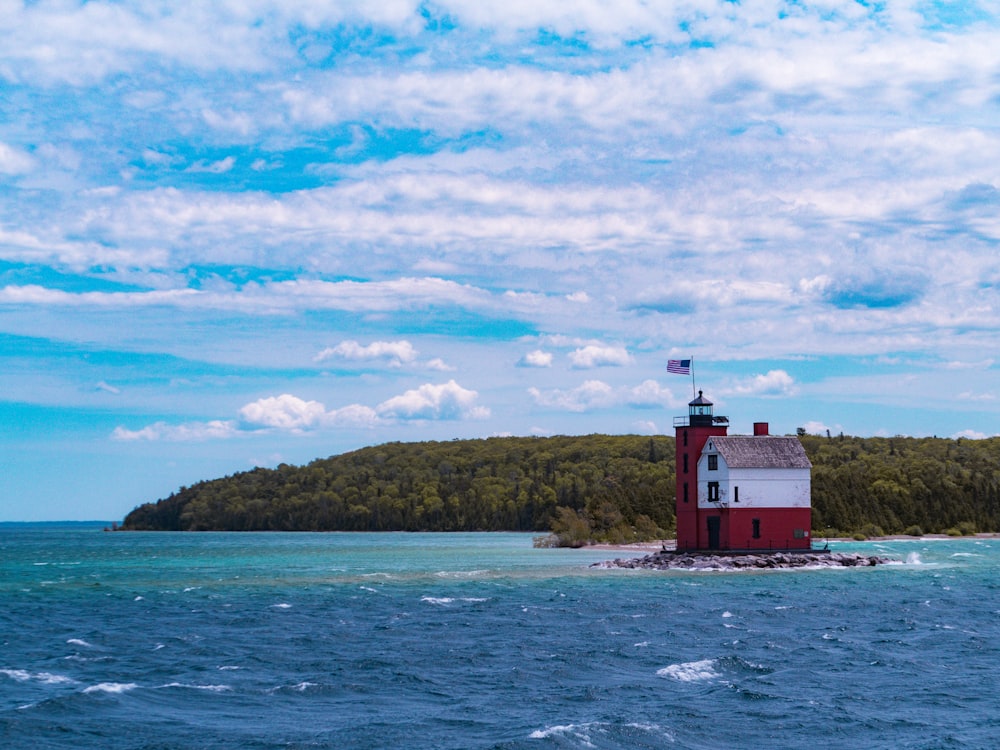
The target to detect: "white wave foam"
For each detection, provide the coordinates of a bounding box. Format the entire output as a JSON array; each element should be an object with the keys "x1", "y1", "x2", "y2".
[
  {"x1": 271, "y1": 603, "x2": 292, "y2": 609},
  {"x1": 265, "y1": 681, "x2": 318, "y2": 694},
  {"x1": 83, "y1": 682, "x2": 138, "y2": 694},
  {"x1": 906, "y1": 552, "x2": 923, "y2": 564},
  {"x1": 722, "y1": 611, "x2": 733, "y2": 618},
  {"x1": 67, "y1": 638, "x2": 93, "y2": 648},
  {"x1": 529, "y1": 722, "x2": 671, "y2": 744},
  {"x1": 421, "y1": 595, "x2": 487, "y2": 605},
  {"x1": 1, "y1": 668, "x2": 76, "y2": 685},
  {"x1": 657, "y1": 659, "x2": 721, "y2": 682},
  {"x1": 160, "y1": 682, "x2": 231, "y2": 692},
  {"x1": 529, "y1": 723, "x2": 595, "y2": 745}
]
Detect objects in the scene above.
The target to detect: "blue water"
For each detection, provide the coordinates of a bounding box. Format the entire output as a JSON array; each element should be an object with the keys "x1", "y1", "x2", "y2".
[{"x1": 2, "y1": 527, "x2": 999, "y2": 749}]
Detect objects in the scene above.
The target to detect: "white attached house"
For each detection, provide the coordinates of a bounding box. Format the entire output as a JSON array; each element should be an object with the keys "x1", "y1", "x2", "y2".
[{"x1": 696, "y1": 428, "x2": 812, "y2": 551}]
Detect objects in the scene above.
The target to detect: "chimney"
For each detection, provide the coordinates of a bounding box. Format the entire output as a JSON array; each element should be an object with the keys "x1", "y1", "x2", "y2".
[{"x1": 753, "y1": 422, "x2": 769, "y2": 436}]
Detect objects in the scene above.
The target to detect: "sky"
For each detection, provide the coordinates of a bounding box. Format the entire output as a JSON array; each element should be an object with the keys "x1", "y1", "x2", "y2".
[{"x1": 2, "y1": 0, "x2": 999, "y2": 521}]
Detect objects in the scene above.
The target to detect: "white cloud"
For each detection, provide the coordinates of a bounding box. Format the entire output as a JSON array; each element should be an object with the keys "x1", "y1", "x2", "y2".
[
  {"x1": 0, "y1": 142, "x2": 35, "y2": 174},
  {"x1": 944, "y1": 359, "x2": 995, "y2": 371},
  {"x1": 324, "y1": 403, "x2": 380, "y2": 428},
  {"x1": 626, "y1": 379, "x2": 680, "y2": 409},
  {"x1": 0, "y1": 278, "x2": 496, "y2": 315},
  {"x1": 529, "y1": 377, "x2": 681, "y2": 413},
  {"x1": 239, "y1": 394, "x2": 328, "y2": 431},
  {"x1": 727, "y1": 370, "x2": 798, "y2": 398},
  {"x1": 800, "y1": 420, "x2": 839, "y2": 436},
  {"x1": 953, "y1": 429, "x2": 1000, "y2": 440},
  {"x1": 315, "y1": 339, "x2": 452, "y2": 371},
  {"x1": 376, "y1": 380, "x2": 490, "y2": 420},
  {"x1": 315, "y1": 339, "x2": 419, "y2": 367},
  {"x1": 186, "y1": 156, "x2": 236, "y2": 174},
  {"x1": 568, "y1": 345, "x2": 631, "y2": 369},
  {"x1": 631, "y1": 420, "x2": 658, "y2": 434},
  {"x1": 954, "y1": 391, "x2": 996, "y2": 402},
  {"x1": 111, "y1": 420, "x2": 239, "y2": 442},
  {"x1": 529, "y1": 380, "x2": 617, "y2": 412},
  {"x1": 518, "y1": 350, "x2": 553, "y2": 368},
  {"x1": 110, "y1": 379, "x2": 487, "y2": 441},
  {"x1": 425, "y1": 358, "x2": 454, "y2": 372}
]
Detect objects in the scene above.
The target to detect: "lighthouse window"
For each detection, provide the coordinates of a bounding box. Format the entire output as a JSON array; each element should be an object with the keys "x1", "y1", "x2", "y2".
[
  {"x1": 683, "y1": 482, "x2": 689, "y2": 503},
  {"x1": 752, "y1": 519, "x2": 761, "y2": 539},
  {"x1": 707, "y1": 454, "x2": 718, "y2": 471},
  {"x1": 683, "y1": 454, "x2": 688, "y2": 473},
  {"x1": 734, "y1": 486, "x2": 739, "y2": 503},
  {"x1": 708, "y1": 482, "x2": 720, "y2": 502}
]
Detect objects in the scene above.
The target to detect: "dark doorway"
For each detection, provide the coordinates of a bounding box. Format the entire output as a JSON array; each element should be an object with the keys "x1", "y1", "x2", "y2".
[{"x1": 707, "y1": 516, "x2": 720, "y2": 550}]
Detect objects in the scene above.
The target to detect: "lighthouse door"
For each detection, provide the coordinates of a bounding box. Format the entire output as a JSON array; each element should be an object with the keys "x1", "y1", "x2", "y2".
[{"x1": 706, "y1": 516, "x2": 720, "y2": 550}]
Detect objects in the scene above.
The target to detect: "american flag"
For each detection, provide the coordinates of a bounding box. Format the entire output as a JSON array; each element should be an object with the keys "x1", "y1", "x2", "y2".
[{"x1": 666, "y1": 359, "x2": 691, "y2": 375}]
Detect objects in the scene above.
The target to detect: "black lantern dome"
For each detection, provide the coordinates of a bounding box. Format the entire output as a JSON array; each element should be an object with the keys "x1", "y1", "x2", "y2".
[{"x1": 688, "y1": 390, "x2": 714, "y2": 426}]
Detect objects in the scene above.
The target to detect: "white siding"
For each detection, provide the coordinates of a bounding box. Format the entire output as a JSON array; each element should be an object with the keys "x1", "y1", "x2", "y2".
[{"x1": 697, "y1": 454, "x2": 811, "y2": 509}]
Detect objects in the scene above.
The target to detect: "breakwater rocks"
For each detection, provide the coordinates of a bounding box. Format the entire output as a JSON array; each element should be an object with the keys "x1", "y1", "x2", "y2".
[{"x1": 593, "y1": 550, "x2": 894, "y2": 571}]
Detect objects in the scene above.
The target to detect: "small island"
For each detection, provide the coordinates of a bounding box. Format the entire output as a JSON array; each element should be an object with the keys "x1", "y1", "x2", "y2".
[{"x1": 594, "y1": 549, "x2": 893, "y2": 571}]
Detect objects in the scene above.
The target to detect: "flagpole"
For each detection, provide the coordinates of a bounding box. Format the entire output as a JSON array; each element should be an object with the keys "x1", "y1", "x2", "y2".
[{"x1": 690, "y1": 356, "x2": 696, "y2": 399}]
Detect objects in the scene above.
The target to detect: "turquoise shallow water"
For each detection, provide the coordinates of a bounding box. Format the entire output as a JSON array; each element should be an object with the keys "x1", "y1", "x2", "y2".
[{"x1": 2, "y1": 526, "x2": 999, "y2": 749}]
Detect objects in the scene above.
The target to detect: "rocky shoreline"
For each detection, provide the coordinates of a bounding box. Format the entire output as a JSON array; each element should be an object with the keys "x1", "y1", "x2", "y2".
[{"x1": 593, "y1": 550, "x2": 894, "y2": 571}]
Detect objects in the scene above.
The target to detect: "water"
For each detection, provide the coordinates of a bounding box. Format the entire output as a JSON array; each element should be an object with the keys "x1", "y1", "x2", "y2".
[{"x1": 3, "y1": 526, "x2": 999, "y2": 749}]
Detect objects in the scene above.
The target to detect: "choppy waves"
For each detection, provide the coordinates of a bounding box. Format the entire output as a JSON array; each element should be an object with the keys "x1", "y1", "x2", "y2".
[{"x1": 4, "y1": 530, "x2": 1000, "y2": 749}]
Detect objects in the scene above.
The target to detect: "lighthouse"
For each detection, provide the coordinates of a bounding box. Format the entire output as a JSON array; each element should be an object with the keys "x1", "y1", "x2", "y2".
[
  {"x1": 674, "y1": 391, "x2": 729, "y2": 551},
  {"x1": 674, "y1": 393, "x2": 812, "y2": 552}
]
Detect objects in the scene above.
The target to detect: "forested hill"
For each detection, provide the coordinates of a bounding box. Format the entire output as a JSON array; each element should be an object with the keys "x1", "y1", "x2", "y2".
[
  {"x1": 121, "y1": 433, "x2": 1000, "y2": 538},
  {"x1": 122, "y1": 435, "x2": 674, "y2": 535}
]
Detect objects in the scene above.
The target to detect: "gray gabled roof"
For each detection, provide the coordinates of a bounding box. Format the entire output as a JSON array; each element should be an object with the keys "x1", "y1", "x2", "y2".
[{"x1": 708, "y1": 436, "x2": 812, "y2": 469}]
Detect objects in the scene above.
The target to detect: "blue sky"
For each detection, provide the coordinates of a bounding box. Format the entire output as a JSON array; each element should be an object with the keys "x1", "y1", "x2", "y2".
[{"x1": 2, "y1": 0, "x2": 999, "y2": 521}]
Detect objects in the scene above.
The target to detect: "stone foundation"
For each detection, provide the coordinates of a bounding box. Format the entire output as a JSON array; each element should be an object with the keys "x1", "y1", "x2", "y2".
[{"x1": 593, "y1": 550, "x2": 893, "y2": 571}]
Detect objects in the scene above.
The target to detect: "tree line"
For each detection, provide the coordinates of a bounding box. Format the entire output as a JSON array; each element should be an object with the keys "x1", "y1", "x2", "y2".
[{"x1": 121, "y1": 433, "x2": 1000, "y2": 541}]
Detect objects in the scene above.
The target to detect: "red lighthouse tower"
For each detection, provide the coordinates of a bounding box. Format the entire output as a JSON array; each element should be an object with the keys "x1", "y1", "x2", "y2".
[{"x1": 674, "y1": 391, "x2": 728, "y2": 552}]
